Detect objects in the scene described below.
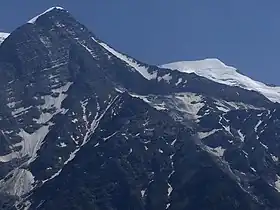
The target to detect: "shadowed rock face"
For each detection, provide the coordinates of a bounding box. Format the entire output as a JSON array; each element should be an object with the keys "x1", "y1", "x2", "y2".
[{"x1": 0, "y1": 7, "x2": 280, "y2": 210}]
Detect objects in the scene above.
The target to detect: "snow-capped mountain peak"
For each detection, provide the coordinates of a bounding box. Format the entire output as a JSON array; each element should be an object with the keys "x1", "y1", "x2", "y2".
[
  {"x1": 2, "y1": 7, "x2": 280, "y2": 210},
  {"x1": 161, "y1": 59, "x2": 280, "y2": 103},
  {"x1": 28, "y1": 6, "x2": 66, "y2": 24},
  {"x1": 162, "y1": 58, "x2": 236, "y2": 72},
  {"x1": 0, "y1": 32, "x2": 10, "y2": 45}
]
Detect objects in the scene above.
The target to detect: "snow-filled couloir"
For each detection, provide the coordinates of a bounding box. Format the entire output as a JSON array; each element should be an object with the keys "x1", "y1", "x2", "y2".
[{"x1": 160, "y1": 58, "x2": 280, "y2": 103}]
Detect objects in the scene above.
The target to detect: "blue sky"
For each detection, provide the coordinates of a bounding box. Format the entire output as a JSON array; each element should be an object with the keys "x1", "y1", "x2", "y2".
[{"x1": 0, "y1": 0, "x2": 280, "y2": 85}]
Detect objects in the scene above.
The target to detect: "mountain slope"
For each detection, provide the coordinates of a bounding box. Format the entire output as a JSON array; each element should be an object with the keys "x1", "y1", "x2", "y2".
[{"x1": 0, "y1": 7, "x2": 280, "y2": 210}]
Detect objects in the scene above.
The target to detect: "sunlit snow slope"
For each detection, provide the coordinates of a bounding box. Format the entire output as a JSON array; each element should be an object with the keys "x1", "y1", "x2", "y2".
[
  {"x1": 0, "y1": 32, "x2": 10, "y2": 45},
  {"x1": 161, "y1": 58, "x2": 280, "y2": 103}
]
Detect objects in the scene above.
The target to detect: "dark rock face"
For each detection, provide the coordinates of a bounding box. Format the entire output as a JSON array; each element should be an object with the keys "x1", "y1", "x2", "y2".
[{"x1": 0, "y1": 7, "x2": 280, "y2": 210}]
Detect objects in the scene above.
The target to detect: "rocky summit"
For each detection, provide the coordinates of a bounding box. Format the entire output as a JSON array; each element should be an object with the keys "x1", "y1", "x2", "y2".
[{"x1": 0, "y1": 7, "x2": 280, "y2": 210}]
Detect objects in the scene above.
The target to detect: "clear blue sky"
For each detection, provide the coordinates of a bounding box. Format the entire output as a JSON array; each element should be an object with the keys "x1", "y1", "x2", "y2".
[{"x1": 0, "y1": 0, "x2": 280, "y2": 85}]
